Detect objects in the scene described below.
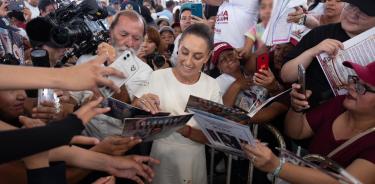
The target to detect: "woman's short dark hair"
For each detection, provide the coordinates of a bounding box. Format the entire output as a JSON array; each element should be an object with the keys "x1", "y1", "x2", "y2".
[{"x1": 179, "y1": 23, "x2": 214, "y2": 52}]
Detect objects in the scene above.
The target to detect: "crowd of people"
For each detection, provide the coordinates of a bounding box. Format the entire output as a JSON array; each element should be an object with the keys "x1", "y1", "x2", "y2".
[{"x1": 0, "y1": 0, "x2": 374, "y2": 183}]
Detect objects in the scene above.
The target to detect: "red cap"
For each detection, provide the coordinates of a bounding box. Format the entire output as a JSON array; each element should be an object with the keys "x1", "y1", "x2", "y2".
[
  {"x1": 343, "y1": 61, "x2": 375, "y2": 87},
  {"x1": 211, "y1": 42, "x2": 234, "y2": 65}
]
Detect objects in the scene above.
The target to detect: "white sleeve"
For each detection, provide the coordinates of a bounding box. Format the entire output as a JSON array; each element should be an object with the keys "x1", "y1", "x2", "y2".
[
  {"x1": 228, "y1": 0, "x2": 258, "y2": 9},
  {"x1": 216, "y1": 74, "x2": 236, "y2": 96}
]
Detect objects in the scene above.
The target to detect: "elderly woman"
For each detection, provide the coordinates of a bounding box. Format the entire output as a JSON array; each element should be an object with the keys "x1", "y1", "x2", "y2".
[
  {"x1": 133, "y1": 23, "x2": 222, "y2": 184},
  {"x1": 243, "y1": 61, "x2": 375, "y2": 183}
]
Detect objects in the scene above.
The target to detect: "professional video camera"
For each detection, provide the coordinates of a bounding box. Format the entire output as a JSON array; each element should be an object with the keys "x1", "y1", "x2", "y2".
[{"x1": 26, "y1": 0, "x2": 110, "y2": 65}]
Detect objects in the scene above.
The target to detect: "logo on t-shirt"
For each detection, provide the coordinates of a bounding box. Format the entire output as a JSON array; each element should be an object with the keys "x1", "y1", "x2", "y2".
[{"x1": 216, "y1": 10, "x2": 229, "y2": 24}]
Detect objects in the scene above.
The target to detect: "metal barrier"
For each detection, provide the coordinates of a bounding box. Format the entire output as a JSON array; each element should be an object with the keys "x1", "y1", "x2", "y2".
[{"x1": 207, "y1": 123, "x2": 286, "y2": 184}]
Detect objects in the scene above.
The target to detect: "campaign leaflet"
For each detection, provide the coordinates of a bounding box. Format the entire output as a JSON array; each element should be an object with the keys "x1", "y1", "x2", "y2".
[
  {"x1": 101, "y1": 97, "x2": 170, "y2": 119},
  {"x1": 122, "y1": 114, "x2": 193, "y2": 142},
  {"x1": 316, "y1": 27, "x2": 375, "y2": 96},
  {"x1": 187, "y1": 108, "x2": 255, "y2": 157},
  {"x1": 185, "y1": 95, "x2": 251, "y2": 124}
]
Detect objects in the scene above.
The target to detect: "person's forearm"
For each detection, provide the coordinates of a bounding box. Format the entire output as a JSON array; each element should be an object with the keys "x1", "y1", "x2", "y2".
[
  {"x1": 284, "y1": 109, "x2": 307, "y2": 139},
  {"x1": 179, "y1": 126, "x2": 208, "y2": 144},
  {"x1": 250, "y1": 102, "x2": 288, "y2": 124},
  {"x1": 279, "y1": 162, "x2": 338, "y2": 184},
  {"x1": 280, "y1": 49, "x2": 315, "y2": 82},
  {"x1": 49, "y1": 146, "x2": 111, "y2": 173},
  {"x1": 223, "y1": 83, "x2": 242, "y2": 107},
  {"x1": 0, "y1": 65, "x2": 63, "y2": 90},
  {"x1": 304, "y1": 14, "x2": 320, "y2": 29},
  {"x1": 0, "y1": 114, "x2": 84, "y2": 164}
]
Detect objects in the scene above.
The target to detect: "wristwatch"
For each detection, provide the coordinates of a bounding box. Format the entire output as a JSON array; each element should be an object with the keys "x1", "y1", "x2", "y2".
[{"x1": 298, "y1": 14, "x2": 307, "y2": 25}]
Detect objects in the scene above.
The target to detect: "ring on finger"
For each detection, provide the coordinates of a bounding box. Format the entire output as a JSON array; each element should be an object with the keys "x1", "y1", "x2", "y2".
[
  {"x1": 139, "y1": 98, "x2": 147, "y2": 105},
  {"x1": 251, "y1": 155, "x2": 257, "y2": 163}
]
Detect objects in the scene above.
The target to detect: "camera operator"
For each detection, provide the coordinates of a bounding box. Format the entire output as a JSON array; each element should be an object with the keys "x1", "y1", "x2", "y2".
[{"x1": 137, "y1": 26, "x2": 171, "y2": 70}]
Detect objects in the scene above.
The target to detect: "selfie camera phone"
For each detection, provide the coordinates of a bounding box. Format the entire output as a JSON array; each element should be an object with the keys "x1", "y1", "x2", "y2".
[
  {"x1": 99, "y1": 50, "x2": 140, "y2": 98},
  {"x1": 297, "y1": 64, "x2": 306, "y2": 94},
  {"x1": 191, "y1": 3, "x2": 203, "y2": 18},
  {"x1": 256, "y1": 53, "x2": 270, "y2": 71}
]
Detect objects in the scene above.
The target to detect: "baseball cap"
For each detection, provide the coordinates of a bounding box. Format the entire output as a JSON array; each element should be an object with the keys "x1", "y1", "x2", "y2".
[
  {"x1": 159, "y1": 26, "x2": 174, "y2": 35},
  {"x1": 156, "y1": 15, "x2": 170, "y2": 25},
  {"x1": 211, "y1": 42, "x2": 234, "y2": 65},
  {"x1": 343, "y1": 61, "x2": 375, "y2": 86},
  {"x1": 343, "y1": 0, "x2": 375, "y2": 16}
]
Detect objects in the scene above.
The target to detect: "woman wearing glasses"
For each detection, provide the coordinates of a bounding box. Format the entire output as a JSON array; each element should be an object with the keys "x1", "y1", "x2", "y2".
[
  {"x1": 281, "y1": 0, "x2": 375, "y2": 108},
  {"x1": 243, "y1": 61, "x2": 375, "y2": 183}
]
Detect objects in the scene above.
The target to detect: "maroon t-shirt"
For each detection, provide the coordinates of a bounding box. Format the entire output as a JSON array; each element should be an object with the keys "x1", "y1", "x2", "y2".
[{"x1": 306, "y1": 95, "x2": 375, "y2": 167}]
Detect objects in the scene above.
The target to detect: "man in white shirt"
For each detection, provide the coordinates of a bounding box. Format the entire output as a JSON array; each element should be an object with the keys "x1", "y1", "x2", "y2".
[
  {"x1": 24, "y1": 0, "x2": 40, "y2": 19},
  {"x1": 208, "y1": 0, "x2": 259, "y2": 58},
  {"x1": 70, "y1": 10, "x2": 153, "y2": 139}
]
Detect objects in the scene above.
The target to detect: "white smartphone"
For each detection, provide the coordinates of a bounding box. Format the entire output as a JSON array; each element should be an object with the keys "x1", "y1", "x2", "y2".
[{"x1": 99, "y1": 50, "x2": 139, "y2": 98}]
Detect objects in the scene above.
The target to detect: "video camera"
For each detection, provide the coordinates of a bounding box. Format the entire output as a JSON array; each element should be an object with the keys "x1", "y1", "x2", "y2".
[{"x1": 26, "y1": 0, "x2": 110, "y2": 65}]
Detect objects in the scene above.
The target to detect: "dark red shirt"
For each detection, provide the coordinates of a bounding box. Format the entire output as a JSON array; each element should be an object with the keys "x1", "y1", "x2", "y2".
[{"x1": 306, "y1": 95, "x2": 375, "y2": 167}]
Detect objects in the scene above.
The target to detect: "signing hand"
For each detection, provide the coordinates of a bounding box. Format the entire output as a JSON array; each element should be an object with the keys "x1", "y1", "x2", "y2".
[{"x1": 133, "y1": 94, "x2": 161, "y2": 114}]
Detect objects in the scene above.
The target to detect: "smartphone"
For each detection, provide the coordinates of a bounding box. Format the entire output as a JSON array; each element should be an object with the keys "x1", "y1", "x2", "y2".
[
  {"x1": 99, "y1": 50, "x2": 139, "y2": 98},
  {"x1": 191, "y1": 3, "x2": 203, "y2": 18},
  {"x1": 8, "y1": 0, "x2": 25, "y2": 11},
  {"x1": 256, "y1": 53, "x2": 270, "y2": 71},
  {"x1": 297, "y1": 64, "x2": 306, "y2": 94}
]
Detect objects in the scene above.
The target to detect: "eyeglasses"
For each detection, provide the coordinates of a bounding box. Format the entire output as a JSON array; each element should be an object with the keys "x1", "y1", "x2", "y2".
[
  {"x1": 344, "y1": 4, "x2": 370, "y2": 20},
  {"x1": 347, "y1": 75, "x2": 375, "y2": 95}
]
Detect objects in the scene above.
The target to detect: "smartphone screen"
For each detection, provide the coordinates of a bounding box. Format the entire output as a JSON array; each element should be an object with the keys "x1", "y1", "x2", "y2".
[
  {"x1": 256, "y1": 53, "x2": 270, "y2": 71},
  {"x1": 191, "y1": 3, "x2": 203, "y2": 18},
  {"x1": 297, "y1": 64, "x2": 306, "y2": 94}
]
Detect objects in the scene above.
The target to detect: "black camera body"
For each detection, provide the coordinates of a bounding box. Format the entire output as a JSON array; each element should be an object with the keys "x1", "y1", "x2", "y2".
[
  {"x1": 26, "y1": 0, "x2": 109, "y2": 64},
  {"x1": 146, "y1": 53, "x2": 166, "y2": 69}
]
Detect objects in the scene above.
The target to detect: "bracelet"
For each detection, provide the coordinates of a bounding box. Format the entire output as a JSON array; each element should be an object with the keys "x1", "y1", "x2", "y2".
[
  {"x1": 272, "y1": 159, "x2": 285, "y2": 177},
  {"x1": 298, "y1": 14, "x2": 307, "y2": 25}
]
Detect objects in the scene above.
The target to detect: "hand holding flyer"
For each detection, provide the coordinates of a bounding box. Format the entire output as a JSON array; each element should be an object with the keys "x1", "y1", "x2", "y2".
[{"x1": 316, "y1": 27, "x2": 375, "y2": 96}]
